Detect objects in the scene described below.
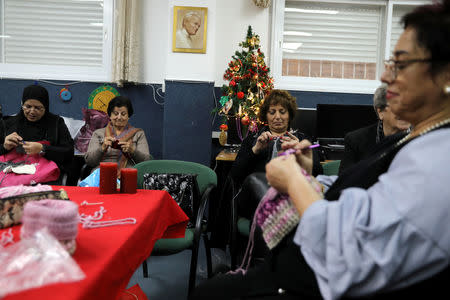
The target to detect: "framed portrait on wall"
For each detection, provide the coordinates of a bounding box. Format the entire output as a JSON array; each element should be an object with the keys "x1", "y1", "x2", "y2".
[{"x1": 172, "y1": 6, "x2": 208, "y2": 54}]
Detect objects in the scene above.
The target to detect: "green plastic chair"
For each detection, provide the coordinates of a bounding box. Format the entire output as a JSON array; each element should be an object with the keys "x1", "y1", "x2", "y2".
[
  {"x1": 322, "y1": 160, "x2": 341, "y2": 176},
  {"x1": 134, "y1": 159, "x2": 217, "y2": 297}
]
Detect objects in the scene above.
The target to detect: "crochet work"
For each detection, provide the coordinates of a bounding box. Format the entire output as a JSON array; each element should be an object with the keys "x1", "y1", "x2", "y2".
[
  {"x1": 231, "y1": 168, "x2": 324, "y2": 275},
  {"x1": 21, "y1": 199, "x2": 79, "y2": 254},
  {"x1": 256, "y1": 168, "x2": 323, "y2": 250},
  {"x1": 256, "y1": 188, "x2": 301, "y2": 249}
]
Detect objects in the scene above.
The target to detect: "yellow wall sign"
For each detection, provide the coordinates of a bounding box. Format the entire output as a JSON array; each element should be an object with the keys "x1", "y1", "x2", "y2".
[{"x1": 88, "y1": 85, "x2": 120, "y2": 113}]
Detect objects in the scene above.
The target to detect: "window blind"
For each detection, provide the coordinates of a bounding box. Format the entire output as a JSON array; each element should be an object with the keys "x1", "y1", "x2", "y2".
[
  {"x1": 390, "y1": 5, "x2": 416, "y2": 55},
  {"x1": 3, "y1": 0, "x2": 104, "y2": 67},
  {"x1": 283, "y1": 1, "x2": 381, "y2": 63}
]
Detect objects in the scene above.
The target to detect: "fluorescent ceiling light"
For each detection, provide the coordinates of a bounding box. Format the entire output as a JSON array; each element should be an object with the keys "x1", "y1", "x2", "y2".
[
  {"x1": 284, "y1": 31, "x2": 312, "y2": 36},
  {"x1": 283, "y1": 42, "x2": 303, "y2": 50},
  {"x1": 285, "y1": 8, "x2": 339, "y2": 14}
]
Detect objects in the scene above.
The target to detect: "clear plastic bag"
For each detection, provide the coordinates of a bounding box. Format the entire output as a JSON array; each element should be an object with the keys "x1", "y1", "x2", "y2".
[
  {"x1": 0, "y1": 228, "x2": 85, "y2": 298},
  {"x1": 79, "y1": 167, "x2": 120, "y2": 187},
  {"x1": 78, "y1": 168, "x2": 100, "y2": 187}
]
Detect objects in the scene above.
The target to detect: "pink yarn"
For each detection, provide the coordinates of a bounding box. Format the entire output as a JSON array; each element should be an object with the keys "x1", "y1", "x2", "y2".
[
  {"x1": 21, "y1": 199, "x2": 79, "y2": 241},
  {"x1": 0, "y1": 184, "x2": 52, "y2": 199}
]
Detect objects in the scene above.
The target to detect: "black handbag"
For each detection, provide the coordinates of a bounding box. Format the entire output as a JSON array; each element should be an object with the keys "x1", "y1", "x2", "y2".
[{"x1": 142, "y1": 173, "x2": 199, "y2": 227}]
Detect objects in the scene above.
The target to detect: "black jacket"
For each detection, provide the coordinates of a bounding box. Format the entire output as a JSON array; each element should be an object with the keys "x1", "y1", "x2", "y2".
[
  {"x1": 338, "y1": 123, "x2": 378, "y2": 175},
  {"x1": 0, "y1": 113, "x2": 74, "y2": 172},
  {"x1": 230, "y1": 127, "x2": 323, "y2": 187}
]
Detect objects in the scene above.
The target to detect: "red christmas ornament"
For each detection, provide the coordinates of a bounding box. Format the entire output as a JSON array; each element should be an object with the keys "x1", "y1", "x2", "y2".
[
  {"x1": 230, "y1": 80, "x2": 236, "y2": 87},
  {"x1": 219, "y1": 124, "x2": 228, "y2": 131},
  {"x1": 237, "y1": 91, "x2": 245, "y2": 99},
  {"x1": 241, "y1": 115, "x2": 250, "y2": 126}
]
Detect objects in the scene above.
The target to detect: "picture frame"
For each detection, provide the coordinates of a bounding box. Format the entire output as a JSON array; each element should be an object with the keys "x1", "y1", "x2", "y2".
[{"x1": 172, "y1": 6, "x2": 208, "y2": 54}]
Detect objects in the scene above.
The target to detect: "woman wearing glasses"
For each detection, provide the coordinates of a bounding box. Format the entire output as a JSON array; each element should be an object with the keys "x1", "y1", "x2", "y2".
[
  {"x1": 0, "y1": 84, "x2": 74, "y2": 184},
  {"x1": 193, "y1": 1, "x2": 449, "y2": 299}
]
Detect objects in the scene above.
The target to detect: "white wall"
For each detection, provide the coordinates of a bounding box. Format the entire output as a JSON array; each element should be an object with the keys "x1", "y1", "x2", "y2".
[{"x1": 140, "y1": 0, "x2": 271, "y2": 86}]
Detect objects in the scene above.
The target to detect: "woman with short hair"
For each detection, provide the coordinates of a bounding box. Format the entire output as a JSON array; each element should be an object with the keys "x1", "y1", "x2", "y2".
[
  {"x1": 193, "y1": 0, "x2": 450, "y2": 298},
  {"x1": 85, "y1": 96, "x2": 151, "y2": 176}
]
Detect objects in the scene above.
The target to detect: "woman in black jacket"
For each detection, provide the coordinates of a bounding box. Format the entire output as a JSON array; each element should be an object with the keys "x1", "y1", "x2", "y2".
[
  {"x1": 230, "y1": 90, "x2": 322, "y2": 219},
  {"x1": 0, "y1": 84, "x2": 74, "y2": 184}
]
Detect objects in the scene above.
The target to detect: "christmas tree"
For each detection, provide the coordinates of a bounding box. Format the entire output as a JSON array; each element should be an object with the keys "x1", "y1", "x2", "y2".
[{"x1": 216, "y1": 26, "x2": 274, "y2": 136}]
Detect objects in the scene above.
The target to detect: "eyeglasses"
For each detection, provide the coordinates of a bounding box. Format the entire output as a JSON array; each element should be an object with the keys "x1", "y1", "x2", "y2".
[
  {"x1": 22, "y1": 104, "x2": 45, "y2": 112},
  {"x1": 383, "y1": 58, "x2": 432, "y2": 80}
]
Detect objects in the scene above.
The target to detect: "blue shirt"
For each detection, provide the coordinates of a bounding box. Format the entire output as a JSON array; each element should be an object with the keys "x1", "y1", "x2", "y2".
[{"x1": 294, "y1": 128, "x2": 450, "y2": 299}]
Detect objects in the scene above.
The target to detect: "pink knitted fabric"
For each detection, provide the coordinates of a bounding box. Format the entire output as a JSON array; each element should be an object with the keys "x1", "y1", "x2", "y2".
[
  {"x1": 21, "y1": 200, "x2": 79, "y2": 241},
  {"x1": 256, "y1": 187, "x2": 301, "y2": 250},
  {"x1": 0, "y1": 184, "x2": 52, "y2": 199}
]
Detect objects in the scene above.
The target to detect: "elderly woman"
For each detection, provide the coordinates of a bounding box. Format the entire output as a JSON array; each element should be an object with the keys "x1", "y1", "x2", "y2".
[
  {"x1": 85, "y1": 96, "x2": 151, "y2": 175},
  {"x1": 193, "y1": 1, "x2": 450, "y2": 299},
  {"x1": 338, "y1": 84, "x2": 410, "y2": 174},
  {"x1": 0, "y1": 84, "x2": 74, "y2": 184},
  {"x1": 230, "y1": 89, "x2": 322, "y2": 187}
]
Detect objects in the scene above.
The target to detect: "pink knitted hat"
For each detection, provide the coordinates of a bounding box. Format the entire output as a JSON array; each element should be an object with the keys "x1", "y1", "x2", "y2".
[{"x1": 21, "y1": 200, "x2": 79, "y2": 241}]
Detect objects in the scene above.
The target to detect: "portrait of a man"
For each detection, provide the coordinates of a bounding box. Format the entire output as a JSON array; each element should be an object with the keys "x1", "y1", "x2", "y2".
[{"x1": 172, "y1": 6, "x2": 208, "y2": 53}]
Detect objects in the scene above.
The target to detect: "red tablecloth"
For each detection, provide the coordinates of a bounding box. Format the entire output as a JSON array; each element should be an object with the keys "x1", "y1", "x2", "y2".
[{"x1": 1, "y1": 186, "x2": 189, "y2": 300}]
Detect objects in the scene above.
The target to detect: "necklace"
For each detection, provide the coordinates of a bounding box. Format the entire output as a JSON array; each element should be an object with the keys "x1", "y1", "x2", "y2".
[{"x1": 395, "y1": 117, "x2": 450, "y2": 147}]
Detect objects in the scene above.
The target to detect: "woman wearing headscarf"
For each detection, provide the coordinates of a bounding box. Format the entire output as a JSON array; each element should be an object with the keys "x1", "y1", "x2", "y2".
[
  {"x1": 85, "y1": 96, "x2": 151, "y2": 176},
  {"x1": 0, "y1": 84, "x2": 74, "y2": 183}
]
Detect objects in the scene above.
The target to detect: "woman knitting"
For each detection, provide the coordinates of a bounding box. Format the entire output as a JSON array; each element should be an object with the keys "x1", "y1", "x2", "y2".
[
  {"x1": 192, "y1": 1, "x2": 450, "y2": 299},
  {"x1": 85, "y1": 96, "x2": 151, "y2": 177},
  {"x1": 0, "y1": 84, "x2": 74, "y2": 185}
]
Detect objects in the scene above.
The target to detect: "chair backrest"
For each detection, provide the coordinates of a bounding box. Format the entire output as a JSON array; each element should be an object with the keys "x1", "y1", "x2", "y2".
[
  {"x1": 134, "y1": 159, "x2": 217, "y2": 195},
  {"x1": 322, "y1": 160, "x2": 341, "y2": 176}
]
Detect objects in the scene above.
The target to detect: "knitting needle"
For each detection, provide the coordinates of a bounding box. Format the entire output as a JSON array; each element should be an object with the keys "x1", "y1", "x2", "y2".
[{"x1": 278, "y1": 144, "x2": 320, "y2": 156}]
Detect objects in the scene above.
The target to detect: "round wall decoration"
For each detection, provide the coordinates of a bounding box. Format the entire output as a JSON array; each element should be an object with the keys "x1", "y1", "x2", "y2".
[
  {"x1": 59, "y1": 87, "x2": 72, "y2": 102},
  {"x1": 88, "y1": 85, "x2": 120, "y2": 113}
]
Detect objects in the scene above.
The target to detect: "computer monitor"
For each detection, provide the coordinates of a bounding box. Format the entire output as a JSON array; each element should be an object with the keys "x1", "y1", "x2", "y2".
[
  {"x1": 291, "y1": 107, "x2": 317, "y2": 141},
  {"x1": 316, "y1": 104, "x2": 378, "y2": 141}
]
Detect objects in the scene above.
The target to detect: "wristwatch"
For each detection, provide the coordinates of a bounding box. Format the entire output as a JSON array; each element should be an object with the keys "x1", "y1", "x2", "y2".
[{"x1": 39, "y1": 144, "x2": 47, "y2": 155}]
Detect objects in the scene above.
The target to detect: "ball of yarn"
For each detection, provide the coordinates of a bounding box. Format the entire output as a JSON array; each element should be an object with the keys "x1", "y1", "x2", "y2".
[{"x1": 21, "y1": 199, "x2": 79, "y2": 254}]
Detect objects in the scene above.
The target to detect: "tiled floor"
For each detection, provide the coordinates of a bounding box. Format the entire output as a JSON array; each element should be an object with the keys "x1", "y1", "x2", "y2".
[{"x1": 126, "y1": 246, "x2": 230, "y2": 300}]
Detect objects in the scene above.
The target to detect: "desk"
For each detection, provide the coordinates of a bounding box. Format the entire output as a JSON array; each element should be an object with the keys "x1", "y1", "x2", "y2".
[
  {"x1": 216, "y1": 150, "x2": 237, "y2": 161},
  {"x1": 1, "y1": 186, "x2": 188, "y2": 300},
  {"x1": 209, "y1": 149, "x2": 238, "y2": 248}
]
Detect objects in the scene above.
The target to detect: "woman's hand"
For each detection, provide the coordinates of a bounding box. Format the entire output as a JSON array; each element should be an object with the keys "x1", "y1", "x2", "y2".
[
  {"x1": 119, "y1": 140, "x2": 135, "y2": 154},
  {"x1": 281, "y1": 139, "x2": 314, "y2": 175},
  {"x1": 252, "y1": 131, "x2": 273, "y2": 154},
  {"x1": 280, "y1": 131, "x2": 299, "y2": 143},
  {"x1": 3, "y1": 132, "x2": 23, "y2": 151},
  {"x1": 265, "y1": 155, "x2": 302, "y2": 194},
  {"x1": 102, "y1": 136, "x2": 115, "y2": 152},
  {"x1": 267, "y1": 153, "x2": 322, "y2": 216},
  {"x1": 22, "y1": 142, "x2": 44, "y2": 155}
]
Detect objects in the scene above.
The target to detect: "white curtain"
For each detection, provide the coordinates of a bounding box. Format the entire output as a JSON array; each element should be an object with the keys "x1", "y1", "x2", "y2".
[{"x1": 112, "y1": 0, "x2": 141, "y2": 86}]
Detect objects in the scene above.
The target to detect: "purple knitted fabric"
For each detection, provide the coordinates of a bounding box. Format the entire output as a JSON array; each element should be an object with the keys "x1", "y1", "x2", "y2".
[
  {"x1": 256, "y1": 187, "x2": 301, "y2": 249},
  {"x1": 21, "y1": 199, "x2": 79, "y2": 241},
  {"x1": 231, "y1": 169, "x2": 324, "y2": 275}
]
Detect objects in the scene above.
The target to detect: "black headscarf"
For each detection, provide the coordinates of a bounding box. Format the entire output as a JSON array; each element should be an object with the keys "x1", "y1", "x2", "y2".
[
  {"x1": 22, "y1": 84, "x2": 49, "y2": 111},
  {"x1": 16, "y1": 84, "x2": 55, "y2": 142}
]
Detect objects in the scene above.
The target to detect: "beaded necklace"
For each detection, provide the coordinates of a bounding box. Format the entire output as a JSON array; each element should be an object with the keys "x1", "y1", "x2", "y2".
[{"x1": 395, "y1": 117, "x2": 450, "y2": 147}]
